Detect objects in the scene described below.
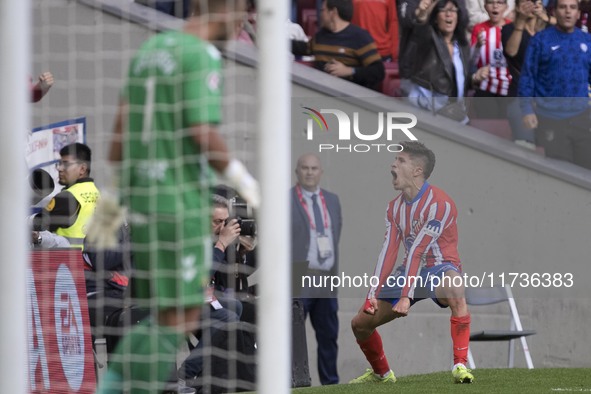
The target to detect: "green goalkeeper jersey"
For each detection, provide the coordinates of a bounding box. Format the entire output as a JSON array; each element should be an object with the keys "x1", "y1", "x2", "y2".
[{"x1": 121, "y1": 30, "x2": 222, "y2": 216}]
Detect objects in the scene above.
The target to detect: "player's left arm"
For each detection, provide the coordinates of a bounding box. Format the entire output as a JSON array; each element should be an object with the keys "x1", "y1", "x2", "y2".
[{"x1": 184, "y1": 46, "x2": 259, "y2": 208}]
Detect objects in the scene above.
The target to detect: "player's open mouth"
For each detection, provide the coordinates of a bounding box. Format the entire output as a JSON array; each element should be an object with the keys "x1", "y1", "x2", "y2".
[{"x1": 391, "y1": 170, "x2": 397, "y2": 180}]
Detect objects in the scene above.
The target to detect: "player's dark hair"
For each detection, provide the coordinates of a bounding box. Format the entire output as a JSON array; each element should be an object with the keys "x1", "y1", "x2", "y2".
[
  {"x1": 399, "y1": 141, "x2": 436, "y2": 179},
  {"x1": 429, "y1": 0, "x2": 469, "y2": 47},
  {"x1": 59, "y1": 142, "x2": 92, "y2": 175},
  {"x1": 326, "y1": 0, "x2": 354, "y2": 22}
]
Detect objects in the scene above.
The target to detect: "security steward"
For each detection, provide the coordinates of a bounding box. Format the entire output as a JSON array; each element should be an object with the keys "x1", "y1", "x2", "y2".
[{"x1": 32, "y1": 143, "x2": 100, "y2": 249}]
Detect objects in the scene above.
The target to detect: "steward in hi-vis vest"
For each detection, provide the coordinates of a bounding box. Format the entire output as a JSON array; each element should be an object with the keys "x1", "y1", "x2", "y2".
[{"x1": 32, "y1": 143, "x2": 99, "y2": 249}]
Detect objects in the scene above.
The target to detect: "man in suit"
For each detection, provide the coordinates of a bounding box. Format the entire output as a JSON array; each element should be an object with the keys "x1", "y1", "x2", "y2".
[{"x1": 291, "y1": 153, "x2": 342, "y2": 385}]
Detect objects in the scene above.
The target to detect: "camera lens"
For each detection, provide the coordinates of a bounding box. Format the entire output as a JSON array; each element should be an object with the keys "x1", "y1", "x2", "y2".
[{"x1": 240, "y1": 219, "x2": 257, "y2": 237}]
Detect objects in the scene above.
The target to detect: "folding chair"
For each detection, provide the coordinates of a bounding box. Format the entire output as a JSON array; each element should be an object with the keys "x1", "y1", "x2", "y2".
[{"x1": 465, "y1": 284, "x2": 536, "y2": 369}]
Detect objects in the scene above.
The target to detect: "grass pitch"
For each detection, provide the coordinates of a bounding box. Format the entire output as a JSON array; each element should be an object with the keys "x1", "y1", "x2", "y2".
[{"x1": 288, "y1": 368, "x2": 591, "y2": 393}]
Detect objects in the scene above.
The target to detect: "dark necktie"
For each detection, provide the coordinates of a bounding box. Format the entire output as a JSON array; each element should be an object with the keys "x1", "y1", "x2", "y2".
[
  {"x1": 311, "y1": 194, "x2": 325, "y2": 235},
  {"x1": 311, "y1": 194, "x2": 327, "y2": 264}
]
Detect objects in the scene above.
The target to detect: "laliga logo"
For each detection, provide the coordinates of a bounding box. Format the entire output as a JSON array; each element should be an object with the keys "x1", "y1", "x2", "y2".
[{"x1": 303, "y1": 107, "x2": 418, "y2": 153}]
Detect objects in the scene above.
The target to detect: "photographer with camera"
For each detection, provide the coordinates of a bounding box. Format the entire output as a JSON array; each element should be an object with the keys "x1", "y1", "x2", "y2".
[
  {"x1": 212, "y1": 194, "x2": 257, "y2": 298},
  {"x1": 179, "y1": 192, "x2": 257, "y2": 392}
]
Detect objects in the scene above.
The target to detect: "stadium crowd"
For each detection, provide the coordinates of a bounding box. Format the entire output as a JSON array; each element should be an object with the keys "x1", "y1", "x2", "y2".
[{"x1": 144, "y1": 0, "x2": 590, "y2": 169}]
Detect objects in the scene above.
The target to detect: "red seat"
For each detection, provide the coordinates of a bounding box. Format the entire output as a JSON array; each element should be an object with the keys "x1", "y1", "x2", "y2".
[
  {"x1": 379, "y1": 61, "x2": 401, "y2": 97},
  {"x1": 295, "y1": 59, "x2": 315, "y2": 67},
  {"x1": 297, "y1": 0, "x2": 316, "y2": 24},
  {"x1": 301, "y1": 8, "x2": 317, "y2": 38}
]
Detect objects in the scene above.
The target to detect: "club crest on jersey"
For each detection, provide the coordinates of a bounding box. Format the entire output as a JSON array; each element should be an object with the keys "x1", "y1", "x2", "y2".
[
  {"x1": 206, "y1": 71, "x2": 221, "y2": 92},
  {"x1": 424, "y1": 219, "x2": 442, "y2": 237},
  {"x1": 581, "y1": 43, "x2": 588, "y2": 53}
]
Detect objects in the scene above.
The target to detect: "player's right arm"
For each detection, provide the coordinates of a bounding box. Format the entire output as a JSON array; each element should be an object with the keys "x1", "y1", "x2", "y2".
[{"x1": 365, "y1": 201, "x2": 402, "y2": 312}]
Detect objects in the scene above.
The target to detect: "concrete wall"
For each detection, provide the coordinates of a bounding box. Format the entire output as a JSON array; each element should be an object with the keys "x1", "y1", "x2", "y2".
[{"x1": 32, "y1": 0, "x2": 591, "y2": 386}]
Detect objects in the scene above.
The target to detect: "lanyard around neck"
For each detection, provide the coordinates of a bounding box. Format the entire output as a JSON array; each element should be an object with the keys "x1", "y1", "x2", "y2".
[{"x1": 296, "y1": 185, "x2": 329, "y2": 231}]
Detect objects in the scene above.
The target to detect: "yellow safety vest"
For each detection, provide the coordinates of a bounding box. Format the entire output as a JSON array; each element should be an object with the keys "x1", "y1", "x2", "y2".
[{"x1": 56, "y1": 181, "x2": 100, "y2": 249}]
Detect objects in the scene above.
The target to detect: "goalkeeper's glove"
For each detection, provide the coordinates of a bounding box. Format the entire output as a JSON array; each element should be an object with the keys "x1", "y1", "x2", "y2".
[
  {"x1": 85, "y1": 192, "x2": 126, "y2": 249},
  {"x1": 223, "y1": 159, "x2": 261, "y2": 209},
  {"x1": 85, "y1": 169, "x2": 125, "y2": 249}
]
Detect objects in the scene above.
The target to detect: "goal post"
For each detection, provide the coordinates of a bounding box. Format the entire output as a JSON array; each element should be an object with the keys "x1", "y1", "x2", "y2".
[
  {"x1": 0, "y1": 1, "x2": 31, "y2": 394},
  {"x1": 256, "y1": 0, "x2": 292, "y2": 393}
]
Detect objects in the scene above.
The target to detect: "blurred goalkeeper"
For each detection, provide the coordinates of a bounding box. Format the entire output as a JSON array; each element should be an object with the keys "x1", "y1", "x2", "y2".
[
  {"x1": 98, "y1": 0, "x2": 259, "y2": 392},
  {"x1": 349, "y1": 141, "x2": 473, "y2": 385}
]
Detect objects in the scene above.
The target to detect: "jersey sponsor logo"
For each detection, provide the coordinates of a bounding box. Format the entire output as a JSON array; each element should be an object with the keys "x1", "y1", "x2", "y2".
[
  {"x1": 424, "y1": 219, "x2": 442, "y2": 237},
  {"x1": 182, "y1": 254, "x2": 197, "y2": 283},
  {"x1": 135, "y1": 160, "x2": 168, "y2": 181},
  {"x1": 46, "y1": 198, "x2": 56, "y2": 212}
]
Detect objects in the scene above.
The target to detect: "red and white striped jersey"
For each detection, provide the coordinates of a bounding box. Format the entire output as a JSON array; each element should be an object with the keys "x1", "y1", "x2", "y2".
[
  {"x1": 471, "y1": 20, "x2": 512, "y2": 96},
  {"x1": 368, "y1": 183, "x2": 461, "y2": 299}
]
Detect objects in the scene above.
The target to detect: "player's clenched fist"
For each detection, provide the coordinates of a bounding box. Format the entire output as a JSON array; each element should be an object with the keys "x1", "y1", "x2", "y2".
[
  {"x1": 363, "y1": 297, "x2": 379, "y2": 315},
  {"x1": 37, "y1": 71, "x2": 54, "y2": 91}
]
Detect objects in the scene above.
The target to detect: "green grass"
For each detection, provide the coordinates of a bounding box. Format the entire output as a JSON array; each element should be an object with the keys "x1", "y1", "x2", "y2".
[{"x1": 286, "y1": 368, "x2": 591, "y2": 393}]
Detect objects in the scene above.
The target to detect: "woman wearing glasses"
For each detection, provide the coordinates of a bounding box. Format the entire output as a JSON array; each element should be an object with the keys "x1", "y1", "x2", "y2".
[{"x1": 406, "y1": 0, "x2": 488, "y2": 123}]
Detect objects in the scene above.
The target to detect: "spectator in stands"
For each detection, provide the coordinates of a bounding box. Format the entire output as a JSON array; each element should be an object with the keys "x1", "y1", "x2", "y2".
[
  {"x1": 83, "y1": 224, "x2": 130, "y2": 338},
  {"x1": 30, "y1": 71, "x2": 54, "y2": 102},
  {"x1": 467, "y1": 0, "x2": 515, "y2": 32},
  {"x1": 351, "y1": 0, "x2": 399, "y2": 62},
  {"x1": 501, "y1": 0, "x2": 547, "y2": 148},
  {"x1": 237, "y1": 0, "x2": 257, "y2": 44},
  {"x1": 519, "y1": 0, "x2": 591, "y2": 168},
  {"x1": 310, "y1": 0, "x2": 385, "y2": 90},
  {"x1": 397, "y1": 0, "x2": 424, "y2": 95},
  {"x1": 31, "y1": 143, "x2": 99, "y2": 250},
  {"x1": 406, "y1": 0, "x2": 488, "y2": 123},
  {"x1": 238, "y1": 0, "x2": 310, "y2": 56},
  {"x1": 470, "y1": 0, "x2": 512, "y2": 118}
]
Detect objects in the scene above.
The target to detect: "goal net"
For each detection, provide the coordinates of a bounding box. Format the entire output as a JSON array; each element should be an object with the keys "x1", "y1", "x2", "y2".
[{"x1": 26, "y1": 0, "x2": 291, "y2": 393}]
